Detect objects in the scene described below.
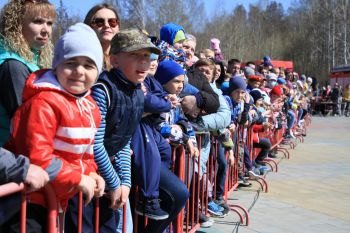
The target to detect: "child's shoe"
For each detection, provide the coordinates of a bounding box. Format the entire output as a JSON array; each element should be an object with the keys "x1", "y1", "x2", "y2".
[
  {"x1": 208, "y1": 200, "x2": 224, "y2": 217},
  {"x1": 135, "y1": 198, "x2": 169, "y2": 220}
]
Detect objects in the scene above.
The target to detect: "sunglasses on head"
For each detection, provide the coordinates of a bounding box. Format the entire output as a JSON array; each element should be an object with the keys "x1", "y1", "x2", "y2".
[{"x1": 91, "y1": 18, "x2": 119, "y2": 28}]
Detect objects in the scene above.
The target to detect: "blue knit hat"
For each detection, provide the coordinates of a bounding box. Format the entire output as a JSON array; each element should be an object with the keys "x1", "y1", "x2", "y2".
[
  {"x1": 228, "y1": 76, "x2": 247, "y2": 93},
  {"x1": 250, "y1": 90, "x2": 263, "y2": 103},
  {"x1": 52, "y1": 23, "x2": 103, "y2": 74},
  {"x1": 154, "y1": 60, "x2": 185, "y2": 85},
  {"x1": 277, "y1": 77, "x2": 286, "y2": 85}
]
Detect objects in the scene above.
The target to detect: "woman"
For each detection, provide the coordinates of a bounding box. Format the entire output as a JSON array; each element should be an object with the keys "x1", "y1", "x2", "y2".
[
  {"x1": 84, "y1": 4, "x2": 120, "y2": 71},
  {"x1": 0, "y1": 0, "x2": 55, "y2": 146}
]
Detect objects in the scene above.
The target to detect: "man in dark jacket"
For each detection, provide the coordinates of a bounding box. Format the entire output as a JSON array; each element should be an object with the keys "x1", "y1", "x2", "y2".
[{"x1": 0, "y1": 148, "x2": 49, "y2": 225}]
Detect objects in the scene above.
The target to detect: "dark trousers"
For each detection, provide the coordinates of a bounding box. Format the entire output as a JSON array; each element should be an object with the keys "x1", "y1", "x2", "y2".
[
  {"x1": 215, "y1": 142, "x2": 228, "y2": 197},
  {"x1": 132, "y1": 122, "x2": 171, "y2": 199},
  {"x1": 253, "y1": 138, "x2": 272, "y2": 163},
  {"x1": 243, "y1": 145, "x2": 253, "y2": 171},
  {"x1": 141, "y1": 164, "x2": 189, "y2": 233},
  {"x1": 65, "y1": 195, "x2": 118, "y2": 233},
  {"x1": 2, "y1": 203, "x2": 47, "y2": 233}
]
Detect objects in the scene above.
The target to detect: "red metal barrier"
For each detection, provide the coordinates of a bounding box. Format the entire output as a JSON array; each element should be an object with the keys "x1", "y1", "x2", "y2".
[{"x1": 0, "y1": 183, "x2": 59, "y2": 233}]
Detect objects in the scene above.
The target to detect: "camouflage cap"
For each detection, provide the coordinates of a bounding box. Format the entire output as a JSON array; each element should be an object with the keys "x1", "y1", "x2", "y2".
[{"x1": 110, "y1": 28, "x2": 161, "y2": 55}]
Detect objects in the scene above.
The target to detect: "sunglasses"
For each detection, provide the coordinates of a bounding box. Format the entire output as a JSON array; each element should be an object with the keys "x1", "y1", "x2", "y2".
[{"x1": 91, "y1": 18, "x2": 119, "y2": 28}]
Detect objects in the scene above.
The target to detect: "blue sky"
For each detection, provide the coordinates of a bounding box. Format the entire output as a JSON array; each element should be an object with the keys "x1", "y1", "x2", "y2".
[{"x1": 0, "y1": 0, "x2": 293, "y2": 18}]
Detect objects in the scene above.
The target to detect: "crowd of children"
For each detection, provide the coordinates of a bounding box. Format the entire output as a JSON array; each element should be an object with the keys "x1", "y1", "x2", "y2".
[{"x1": 0, "y1": 1, "x2": 315, "y2": 233}]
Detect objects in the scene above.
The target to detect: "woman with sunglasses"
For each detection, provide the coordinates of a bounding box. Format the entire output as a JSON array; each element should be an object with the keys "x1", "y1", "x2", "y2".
[
  {"x1": 0, "y1": 0, "x2": 55, "y2": 147},
  {"x1": 84, "y1": 4, "x2": 120, "y2": 71}
]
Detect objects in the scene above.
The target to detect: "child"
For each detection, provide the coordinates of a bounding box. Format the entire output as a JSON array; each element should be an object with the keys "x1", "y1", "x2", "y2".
[
  {"x1": 89, "y1": 29, "x2": 161, "y2": 232},
  {"x1": 4, "y1": 23, "x2": 105, "y2": 232},
  {"x1": 131, "y1": 55, "x2": 174, "y2": 221},
  {"x1": 154, "y1": 60, "x2": 199, "y2": 156}
]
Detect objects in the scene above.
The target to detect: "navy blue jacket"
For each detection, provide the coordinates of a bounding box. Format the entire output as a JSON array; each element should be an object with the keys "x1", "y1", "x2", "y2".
[{"x1": 97, "y1": 69, "x2": 144, "y2": 155}]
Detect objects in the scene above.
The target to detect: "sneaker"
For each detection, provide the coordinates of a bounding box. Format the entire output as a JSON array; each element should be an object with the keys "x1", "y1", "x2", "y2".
[
  {"x1": 259, "y1": 165, "x2": 271, "y2": 175},
  {"x1": 215, "y1": 195, "x2": 225, "y2": 205},
  {"x1": 135, "y1": 199, "x2": 169, "y2": 220},
  {"x1": 208, "y1": 201, "x2": 224, "y2": 216},
  {"x1": 199, "y1": 212, "x2": 214, "y2": 228},
  {"x1": 219, "y1": 202, "x2": 230, "y2": 216},
  {"x1": 238, "y1": 174, "x2": 252, "y2": 187},
  {"x1": 248, "y1": 170, "x2": 260, "y2": 180},
  {"x1": 268, "y1": 153, "x2": 277, "y2": 158}
]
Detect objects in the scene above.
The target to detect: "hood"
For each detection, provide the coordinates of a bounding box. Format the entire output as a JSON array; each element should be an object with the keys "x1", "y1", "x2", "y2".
[
  {"x1": 160, "y1": 23, "x2": 185, "y2": 46},
  {"x1": 0, "y1": 40, "x2": 40, "y2": 72},
  {"x1": 22, "y1": 69, "x2": 90, "y2": 103}
]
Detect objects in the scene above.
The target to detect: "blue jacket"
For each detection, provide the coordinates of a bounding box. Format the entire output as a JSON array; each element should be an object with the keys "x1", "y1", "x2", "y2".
[{"x1": 142, "y1": 75, "x2": 171, "y2": 125}]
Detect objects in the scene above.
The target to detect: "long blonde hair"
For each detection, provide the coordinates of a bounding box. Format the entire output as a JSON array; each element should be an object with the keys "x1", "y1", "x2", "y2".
[{"x1": 0, "y1": 0, "x2": 56, "y2": 68}]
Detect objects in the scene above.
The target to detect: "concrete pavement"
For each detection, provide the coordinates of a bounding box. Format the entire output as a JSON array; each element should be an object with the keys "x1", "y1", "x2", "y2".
[{"x1": 199, "y1": 116, "x2": 350, "y2": 233}]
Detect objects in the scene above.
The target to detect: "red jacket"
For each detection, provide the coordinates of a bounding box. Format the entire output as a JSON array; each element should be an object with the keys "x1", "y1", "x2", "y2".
[
  {"x1": 8, "y1": 69, "x2": 101, "y2": 210},
  {"x1": 252, "y1": 124, "x2": 264, "y2": 143}
]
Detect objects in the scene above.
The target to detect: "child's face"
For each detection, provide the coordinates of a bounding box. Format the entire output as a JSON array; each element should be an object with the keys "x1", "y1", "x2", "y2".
[
  {"x1": 56, "y1": 56, "x2": 98, "y2": 95},
  {"x1": 230, "y1": 89, "x2": 245, "y2": 102},
  {"x1": 256, "y1": 98, "x2": 263, "y2": 107},
  {"x1": 173, "y1": 40, "x2": 184, "y2": 49},
  {"x1": 22, "y1": 15, "x2": 53, "y2": 50},
  {"x1": 163, "y1": 75, "x2": 184, "y2": 96},
  {"x1": 149, "y1": 59, "x2": 158, "y2": 76},
  {"x1": 110, "y1": 48, "x2": 151, "y2": 84}
]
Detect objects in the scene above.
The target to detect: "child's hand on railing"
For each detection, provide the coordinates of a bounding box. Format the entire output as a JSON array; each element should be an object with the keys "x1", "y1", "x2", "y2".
[
  {"x1": 78, "y1": 174, "x2": 97, "y2": 205},
  {"x1": 107, "y1": 187, "x2": 121, "y2": 210},
  {"x1": 187, "y1": 139, "x2": 199, "y2": 158},
  {"x1": 117, "y1": 185, "x2": 130, "y2": 209},
  {"x1": 228, "y1": 150, "x2": 235, "y2": 167},
  {"x1": 89, "y1": 172, "x2": 105, "y2": 198}
]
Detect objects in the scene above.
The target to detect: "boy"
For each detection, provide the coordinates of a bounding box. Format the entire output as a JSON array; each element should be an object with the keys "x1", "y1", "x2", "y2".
[
  {"x1": 4, "y1": 23, "x2": 105, "y2": 232},
  {"x1": 90, "y1": 29, "x2": 161, "y2": 232},
  {"x1": 154, "y1": 60, "x2": 199, "y2": 156},
  {"x1": 131, "y1": 55, "x2": 174, "y2": 221}
]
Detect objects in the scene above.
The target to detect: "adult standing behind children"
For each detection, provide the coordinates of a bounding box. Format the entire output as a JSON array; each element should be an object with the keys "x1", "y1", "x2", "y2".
[
  {"x1": 84, "y1": 3, "x2": 120, "y2": 71},
  {"x1": 0, "y1": 0, "x2": 56, "y2": 146},
  {"x1": 4, "y1": 23, "x2": 105, "y2": 233}
]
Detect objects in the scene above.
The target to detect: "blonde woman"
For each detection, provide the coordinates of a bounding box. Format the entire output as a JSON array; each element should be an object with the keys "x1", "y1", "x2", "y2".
[{"x1": 0, "y1": 0, "x2": 55, "y2": 146}]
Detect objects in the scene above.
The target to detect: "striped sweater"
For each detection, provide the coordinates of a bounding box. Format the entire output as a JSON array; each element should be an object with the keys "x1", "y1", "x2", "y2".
[{"x1": 92, "y1": 87, "x2": 131, "y2": 190}]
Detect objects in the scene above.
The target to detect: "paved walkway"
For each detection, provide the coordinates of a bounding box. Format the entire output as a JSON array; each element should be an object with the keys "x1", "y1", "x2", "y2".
[{"x1": 199, "y1": 116, "x2": 350, "y2": 233}]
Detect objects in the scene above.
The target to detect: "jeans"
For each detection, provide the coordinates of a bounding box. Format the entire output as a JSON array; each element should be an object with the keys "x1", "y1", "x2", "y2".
[
  {"x1": 287, "y1": 110, "x2": 295, "y2": 129},
  {"x1": 116, "y1": 200, "x2": 133, "y2": 233},
  {"x1": 215, "y1": 142, "x2": 227, "y2": 197},
  {"x1": 142, "y1": 164, "x2": 189, "y2": 233},
  {"x1": 244, "y1": 145, "x2": 253, "y2": 171},
  {"x1": 198, "y1": 133, "x2": 211, "y2": 177}
]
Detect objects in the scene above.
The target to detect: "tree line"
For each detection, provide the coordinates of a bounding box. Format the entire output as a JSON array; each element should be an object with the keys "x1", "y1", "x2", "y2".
[{"x1": 54, "y1": 0, "x2": 350, "y2": 85}]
